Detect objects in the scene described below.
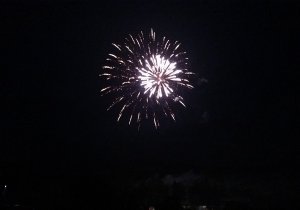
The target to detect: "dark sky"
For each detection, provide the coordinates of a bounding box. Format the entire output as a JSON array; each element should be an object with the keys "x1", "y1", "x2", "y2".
[{"x1": 0, "y1": 0, "x2": 298, "y2": 208}]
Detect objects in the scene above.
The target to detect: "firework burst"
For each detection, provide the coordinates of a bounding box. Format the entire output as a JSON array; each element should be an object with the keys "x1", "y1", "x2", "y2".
[{"x1": 100, "y1": 29, "x2": 194, "y2": 128}]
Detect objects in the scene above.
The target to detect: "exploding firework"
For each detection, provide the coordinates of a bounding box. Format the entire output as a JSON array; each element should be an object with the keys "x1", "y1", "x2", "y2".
[{"x1": 100, "y1": 29, "x2": 194, "y2": 128}]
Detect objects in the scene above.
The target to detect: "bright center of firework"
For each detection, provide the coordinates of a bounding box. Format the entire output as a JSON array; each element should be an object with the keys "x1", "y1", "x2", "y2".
[{"x1": 137, "y1": 54, "x2": 181, "y2": 99}]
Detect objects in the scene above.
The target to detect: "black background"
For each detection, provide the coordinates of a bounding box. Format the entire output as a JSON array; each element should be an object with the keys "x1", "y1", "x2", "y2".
[{"x1": 0, "y1": 0, "x2": 298, "y2": 209}]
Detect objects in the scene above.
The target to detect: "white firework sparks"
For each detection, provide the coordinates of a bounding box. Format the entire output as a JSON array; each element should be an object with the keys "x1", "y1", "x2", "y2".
[{"x1": 100, "y1": 29, "x2": 194, "y2": 128}]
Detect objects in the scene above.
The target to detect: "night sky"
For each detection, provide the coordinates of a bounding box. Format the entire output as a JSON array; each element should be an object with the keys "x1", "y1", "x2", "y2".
[{"x1": 0, "y1": 0, "x2": 298, "y2": 209}]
